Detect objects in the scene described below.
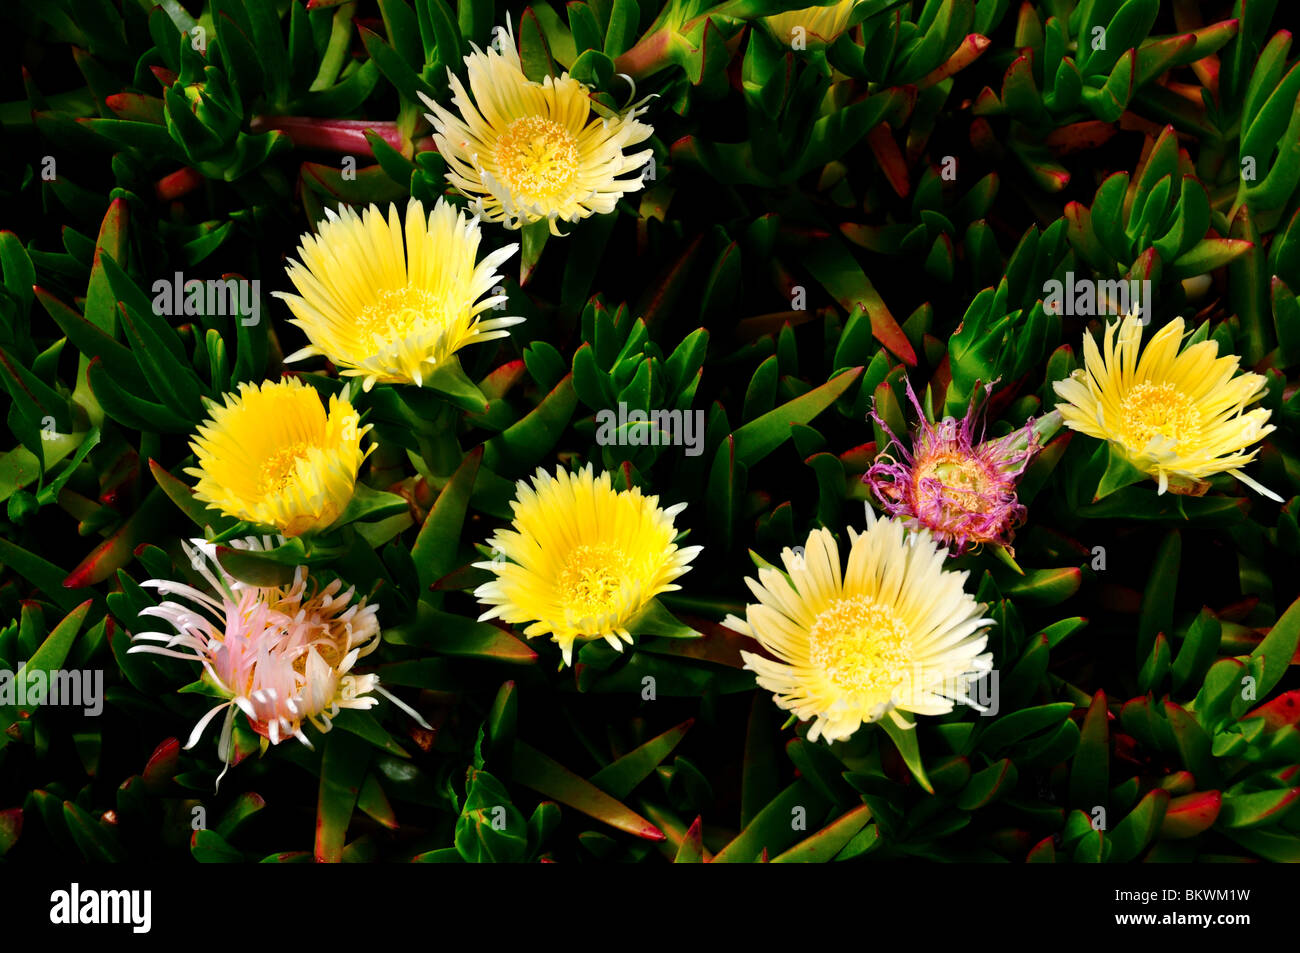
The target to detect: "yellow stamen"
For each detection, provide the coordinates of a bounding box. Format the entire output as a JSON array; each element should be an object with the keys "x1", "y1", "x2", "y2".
[
  {"x1": 915, "y1": 452, "x2": 994, "y2": 513},
  {"x1": 808, "y1": 594, "x2": 911, "y2": 697},
  {"x1": 1118, "y1": 381, "x2": 1201, "y2": 451},
  {"x1": 259, "y1": 442, "x2": 312, "y2": 496},
  {"x1": 558, "y1": 544, "x2": 629, "y2": 619},
  {"x1": 494, "y1": 117, "x2": 580, "y2": 202},
  {"x1": 357, "y1": 286, "x2": 442, "y2": 348}
]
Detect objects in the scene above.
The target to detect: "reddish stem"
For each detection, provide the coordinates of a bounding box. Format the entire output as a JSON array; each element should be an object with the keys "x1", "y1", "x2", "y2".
[{"x1": 250, "y1": 116, "x2": 408, "y2": 156}]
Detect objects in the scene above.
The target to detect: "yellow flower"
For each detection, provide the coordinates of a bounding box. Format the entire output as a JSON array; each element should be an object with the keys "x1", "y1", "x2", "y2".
[
  {"x1": 474, "y1": 464, "x2": 701, "y2": 666},
  {"x1": 273, "y1": 198, "x2": 521, "y2": 391},
  {"x1": 764, "y1": 1, "x2": 859, "y2": 49},
  {"x1": 187, "y1": 377, "x2": 372, "y2": 537},
  {"x1": 1052, "y1": 312, "x2": 1279, "y2": 499},
  {"x1": 419, "y1": 21, "x2": 654, "y2": 234},
  {"x1": 729, "y1": 517, "x2": 993, "y2": 743}
]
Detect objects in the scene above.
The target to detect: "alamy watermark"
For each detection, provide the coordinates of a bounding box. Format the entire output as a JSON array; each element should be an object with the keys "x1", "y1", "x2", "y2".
[
  {"x1": 1043, "y1": 272, "x2": 1152, "y2": 324},
  {"x1": 50, "y1": 883, "x2": 151, "y2": 933},
  {"x1": 594, "y1": 403, "x2": 705, "y2": 457},
  {"x1": 152, "y1": 272, "x2": 260, "y2": 325},
  {"x1": 922, "y1": 667, "x2": 1000, "y2": 716},
  {"x1": 0, "y1": 666, "x2": 103, "y2": 716}
]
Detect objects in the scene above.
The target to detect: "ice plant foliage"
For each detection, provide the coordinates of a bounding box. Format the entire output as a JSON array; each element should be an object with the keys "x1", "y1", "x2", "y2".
[
  {"x1": 474, "y1": 464, "x2": 701, "y2": 665},
  {"x1": 730, "y1": 517, "x2": 994, "y2": 743},
  {"x1": 865, "y1": 381, "x2": 1039, "y2": 555},
  {"x1": 419, "y1": 22, "x2": 654, "y2": 233},
  {"x1": 129, "y1": 539, "x2": 426, "y2": 779},
  {"x1": 764, "y1": 1, "x2": 860, "y2": 49},
  {"x1": 274, "y1": 198, "x2": 522, "y2": 390},
  {"x1": 10, "y1": 0, "x2": 1300, "y2": 868},
  {"x1": 1053, "y1": 313, "x2": 1280, "y2": 500},
  {"x1": 187, "y1": 377, "x2": 371, "y2": 536}
]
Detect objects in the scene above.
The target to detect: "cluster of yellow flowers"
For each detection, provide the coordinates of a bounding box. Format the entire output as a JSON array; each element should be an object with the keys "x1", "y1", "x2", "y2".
[
  {"x1": 189, "y1": 18, "x2": 656, "y2": 539},
  {"x1": 169, "y1": 17, "x2": 1279, "y2": 751}
]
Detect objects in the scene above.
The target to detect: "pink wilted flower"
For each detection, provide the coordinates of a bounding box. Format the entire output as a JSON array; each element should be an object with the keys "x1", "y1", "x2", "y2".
[
  {"x1": 864, "y1": 381, "x2": 1045, "y2": 556},
  {"x1": 130, "y1": 537, "x2": 427, "y2": 784}
]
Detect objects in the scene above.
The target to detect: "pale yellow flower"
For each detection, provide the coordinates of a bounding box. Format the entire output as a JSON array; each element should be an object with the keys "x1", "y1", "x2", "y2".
[
  {"x1": 474, "y1": 464, "x2": 701, "y2": 665},
  {"x1": 1052, "y1": 312, "x2": 1279, "y2": 499},
  {"x1": 187, "y1": 377, "x2": 371, "y2": 536},
  {"x1": 419, "y1": 21, "x2": 654, "y2": 234},
  {"x1": 729, "y1": 516, "x2": 993, "y2": 743},
  {"x1": 274, "y1": 198, "x2": 521, "y2": 390}
]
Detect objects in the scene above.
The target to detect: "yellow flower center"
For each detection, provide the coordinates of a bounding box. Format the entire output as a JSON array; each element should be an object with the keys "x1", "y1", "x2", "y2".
[
  {"x1": 915, "y1": 452, "x2": 994, "y2": 513},
  {"x1": 558, "y1": 544, "x2": 629, "y2": 620},
  {"x1": 495, "y1": 116, "x2": 580, "y2": 202},
  {"x1": 259, "y1": 441, "x2": 313, "y2": 495},
  {"x1": 1119, "y1": 381, "x2": 1201, "y2": 451},
  {"x1": 808, "y1": 594, "x2": 912, "y2": 697},
  {"x1": 358, "y1": 286, "x2": 441, "y2": 347}
]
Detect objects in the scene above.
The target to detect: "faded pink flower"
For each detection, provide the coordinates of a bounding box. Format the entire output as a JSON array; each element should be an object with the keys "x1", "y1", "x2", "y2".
[
  {"x1": 864, "y1": 381, "x2": 1040, "y2": 556},
  {"x1": 130, "y1": 537, "x2": 427, "y2": 784}
]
